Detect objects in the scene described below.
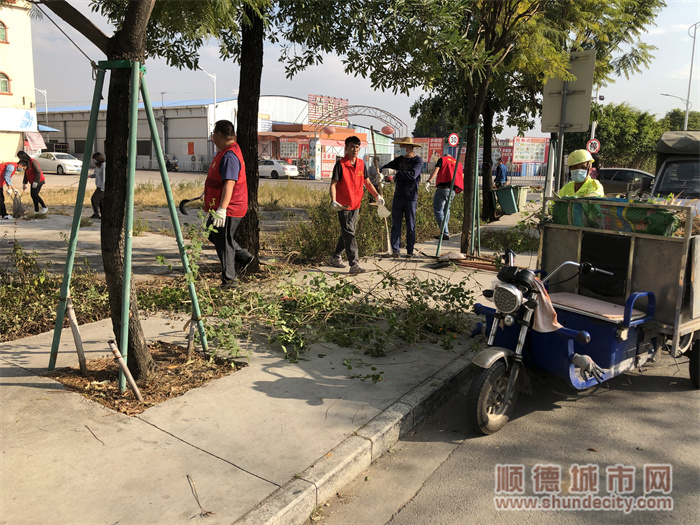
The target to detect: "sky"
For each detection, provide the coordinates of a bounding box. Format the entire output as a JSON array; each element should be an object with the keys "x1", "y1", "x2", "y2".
[{"x1": 28, "y1": 0, "x2": 700, "y2": 139}]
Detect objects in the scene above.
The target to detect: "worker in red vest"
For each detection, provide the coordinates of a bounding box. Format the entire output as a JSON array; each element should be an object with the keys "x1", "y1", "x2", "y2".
[
  {"x1": 0, "y1": 160, "x2": 17, "y2": 219},
  {"x1": 17, "y1": 152, "x2": 47, "y2": 214},
  {"x1": 425, "y1": 154, "x2": 463, "y2": 241},
  {"x1": 329, "y1": 135, "x2": 384, "y2": 274},
  {"x1": 204, "y1": 120, "x2": 253, "y2": 289}
]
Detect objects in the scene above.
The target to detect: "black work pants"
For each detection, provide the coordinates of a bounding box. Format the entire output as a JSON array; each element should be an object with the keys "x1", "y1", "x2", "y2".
[
  {"x1": 0, "y1": 189, "x2": 7, "y2": 217},
  {"x1": 29, "y1": 181, "x2": 46, "y2": 212},
  {"x1": 91, "y1": 188, "x2": 104, "y2": 217},
  {"x1": 207, "y1": 215, "x2": 252, "y2": 284},
  {"x1": 333, "y1": 208, "x2": 360, "y2": 267}
]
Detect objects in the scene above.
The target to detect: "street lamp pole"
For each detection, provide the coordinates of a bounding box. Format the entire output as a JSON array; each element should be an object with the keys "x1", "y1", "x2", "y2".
[
  {"x1": 198, "y1": 67, "x2": 217, "y2": 127},
  {"x1": 661, "y1": 93, "x2": 693, "y2": 129},
  {"x1": 684, "y1": 21, "x2": 700, "y2": 131},
  {"x1": 198, "y1": 67, "x2": 217, "y2": 158},
  {"x1": 34, "y1": 87, "x2": 48, "y2": 140}
]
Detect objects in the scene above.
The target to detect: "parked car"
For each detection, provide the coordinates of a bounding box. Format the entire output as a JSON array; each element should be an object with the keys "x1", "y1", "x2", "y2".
[
  {"x1": 652, "y1": 131, "x2": 700, "y2": 213},
  {"x1": 34, "y1": 152, "x2": 83, "y2": 175},
  {"x1": 258, "y1": 159, "x2": 299, "y2": 179},
  {"x1": 597, "y1": 167, "x2": 654, "y2": 196}
]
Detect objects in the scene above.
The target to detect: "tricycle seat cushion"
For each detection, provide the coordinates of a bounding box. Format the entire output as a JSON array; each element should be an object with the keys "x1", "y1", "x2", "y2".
[{"x1": 549, "y1": 292, "x2": 645, "y2": 323}]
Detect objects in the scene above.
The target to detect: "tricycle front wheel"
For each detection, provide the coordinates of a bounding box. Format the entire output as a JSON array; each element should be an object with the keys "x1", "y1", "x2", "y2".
[{"x1": 467, "y1": 361, "x2": 518, "y2": 435}]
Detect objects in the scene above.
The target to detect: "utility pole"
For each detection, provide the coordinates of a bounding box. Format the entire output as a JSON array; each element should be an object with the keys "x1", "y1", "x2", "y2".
[
  {"x1": 35, "y1": 88, "x2": 48, "y2": 141},
  {"x1": 684, "y1": 21, "x2": 700, "y2": 131}
]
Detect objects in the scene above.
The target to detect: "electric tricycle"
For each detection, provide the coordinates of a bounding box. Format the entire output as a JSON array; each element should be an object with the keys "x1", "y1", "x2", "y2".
[{"x1": 468, "y1": 198, "x2": 700, "y2": 435}]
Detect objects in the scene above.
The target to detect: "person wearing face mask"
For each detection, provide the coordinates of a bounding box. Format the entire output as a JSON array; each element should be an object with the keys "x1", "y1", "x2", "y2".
[{"x1": 559, "y1": 150, "x2": 604, "y2": 198}]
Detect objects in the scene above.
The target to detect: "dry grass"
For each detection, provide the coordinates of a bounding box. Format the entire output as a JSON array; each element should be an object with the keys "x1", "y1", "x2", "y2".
[{"x1": 41, "y1": 180, "x2": 327, "y2": 210}]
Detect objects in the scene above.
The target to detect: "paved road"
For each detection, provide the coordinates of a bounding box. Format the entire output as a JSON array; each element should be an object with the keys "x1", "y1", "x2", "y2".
[{"x1": 312, "y1": 352, "x2": 699, "y2": 525}]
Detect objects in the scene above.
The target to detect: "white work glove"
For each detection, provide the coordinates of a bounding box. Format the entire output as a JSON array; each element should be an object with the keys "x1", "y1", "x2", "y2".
[
  {"x1": 31, "y1": 182, "x2": 38, "y2": 189},
  {"x1": 376, "y1": 195, "x2": 385, "y2": 206},
  {"x1": 212, "y1": 207, "x2": 226, "y2": 228},
  {"x1": 331, "y1": 200, "x2": 344, "y2": 211},
  {"x1": 425, "y1": 182, "x2": 432, "y2": 192},
  {"x1": 572, "y1": 353, "x2": 604, "y2": 383}
]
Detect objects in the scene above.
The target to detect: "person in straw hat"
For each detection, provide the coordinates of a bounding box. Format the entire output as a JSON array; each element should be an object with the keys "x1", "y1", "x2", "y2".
[{"x1": 380, "y1": 137, "x2": 424, "y2": 258}]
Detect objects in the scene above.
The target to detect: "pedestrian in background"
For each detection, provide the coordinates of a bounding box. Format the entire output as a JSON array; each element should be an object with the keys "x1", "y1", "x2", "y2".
[
  {"x1": 90, "y1": 152, "x2": 106, "y2": 219},
  {"x1": 424, "y1": 153, "x2": 463, "y2": 241},
  {"x1": 204, "y1": 119, "x2": 253, "y2": 289},
  {"x1": 494, "y1": 157, "x2": 508, "y2": 189},
  {"x1": 589, "y1": 153, "x2": 601, "y2": 180},
  {"x1": 380, "y1": 137, "x2": 423, "y2": 258},
  {"x1": 17, "y1": 155, "x2": 47, "y2": 214},
  {"x1": 0, "y1": 160, "x2": 17, "y2": 219},
  {"x1": 329, "y1": 135, "x2": 384, "y2": 274}
]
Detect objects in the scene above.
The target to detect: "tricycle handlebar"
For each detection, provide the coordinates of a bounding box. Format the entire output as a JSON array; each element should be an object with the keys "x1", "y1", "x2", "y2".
[
  {"x1": 542, "y1": 261, "x2": 613, "y2": 283},
  {"x1": 555, "y1": 326, "x2": 591, "y2": 344}
]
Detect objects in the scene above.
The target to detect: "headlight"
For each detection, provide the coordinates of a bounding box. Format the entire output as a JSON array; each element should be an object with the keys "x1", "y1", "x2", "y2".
[{"x1": 493, "y1": 283, "x2": 523, "y2": 314}]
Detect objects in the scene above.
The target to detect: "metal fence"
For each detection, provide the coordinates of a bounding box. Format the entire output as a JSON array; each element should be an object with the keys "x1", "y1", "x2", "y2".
[{"x1": 135, "y1": 158, "x2": 209, "y2": 173}]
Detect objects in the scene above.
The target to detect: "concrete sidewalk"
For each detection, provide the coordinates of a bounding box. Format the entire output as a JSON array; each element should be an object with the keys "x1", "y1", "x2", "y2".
[{"x1": 0, "y1": 209, "x2": 535, "y2": 525}]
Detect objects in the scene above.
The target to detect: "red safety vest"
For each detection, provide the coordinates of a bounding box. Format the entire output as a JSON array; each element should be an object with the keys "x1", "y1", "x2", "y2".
[
  {"x1": 435, "y1": 155, "x2": 464, "y2": 194},
  {"x1": 23, "y1": 159, "x2": 45, "y2": 184},
  {"x1": 204, "y1": 142, "x2": 248, "y2": 217},
  {"x1": 335, "y1": 157, "x2": 365, "y2": 210},
  {"x1": 0, "y1": 162, "x2": 16, "y2": 187}
]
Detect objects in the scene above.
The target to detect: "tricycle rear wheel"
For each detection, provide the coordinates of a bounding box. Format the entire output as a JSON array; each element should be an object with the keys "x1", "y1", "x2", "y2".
[
  {"x1": 689, "y1": 340, "x2": 699, "y2": 389},
  {"x1": 467, "y1": 361, "x2": 518, "y2": 435}
]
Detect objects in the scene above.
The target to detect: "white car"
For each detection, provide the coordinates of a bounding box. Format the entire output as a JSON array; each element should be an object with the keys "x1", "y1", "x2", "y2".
[
  {"x1": 34, "y1": 152, "x2": 84, "y2": 175},
  {"x1": 258, "y1": 159, "x2": 299, "y2": 179}
]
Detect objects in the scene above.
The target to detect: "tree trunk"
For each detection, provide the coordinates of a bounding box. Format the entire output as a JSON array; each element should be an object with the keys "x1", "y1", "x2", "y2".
[
  {"x1": 460, "y1": 123, "x2": 478, "y2": 254},
  {"x1": 481, "y1": 99, "x2": 496, "y2": 222},
  {"x1": 234, "y1": 5, "x2": 265, "y2": 271},
  {"x1": 460, "y1": 72, "x2": 492, "y2": 255},
  {"x1": 100, "y1": 1, "x2": 157, "y2": 381}
]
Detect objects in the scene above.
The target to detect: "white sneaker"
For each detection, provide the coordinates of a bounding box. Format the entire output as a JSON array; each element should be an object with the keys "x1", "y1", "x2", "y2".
[
  {"x1": 2, "y1": 214, "x2": 11, "y2": 220},
  {"x1": 40, "y1": 207, "x2": 48, "y2": 214}
]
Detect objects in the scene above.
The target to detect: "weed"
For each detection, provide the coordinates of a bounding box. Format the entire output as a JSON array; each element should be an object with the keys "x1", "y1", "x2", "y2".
[
  {"x1": 0, "y1": 243, "x2": 110, "y2": 341},
  {"x1": 133, "y1": 214, "x2": 150, "y2": 237},
  {"x1": 481, "y1": 209, "x2": 541, "y2": 253}
]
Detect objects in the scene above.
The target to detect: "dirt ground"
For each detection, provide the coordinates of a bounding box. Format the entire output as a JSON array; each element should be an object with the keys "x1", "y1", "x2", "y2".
[{"x1": 44, "y1": 340, "x2": 246, "y2": 416}]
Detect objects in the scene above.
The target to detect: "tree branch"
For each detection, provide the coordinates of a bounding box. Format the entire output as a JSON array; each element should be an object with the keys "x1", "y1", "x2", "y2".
[{"x1": 39, "y1": 0, "x2": 110, "y2": 55}]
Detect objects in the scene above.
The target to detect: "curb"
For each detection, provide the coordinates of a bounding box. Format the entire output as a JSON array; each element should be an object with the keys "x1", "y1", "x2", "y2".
[{"x1": 235, "y1": 352, "x2": 474, "y2": 525}]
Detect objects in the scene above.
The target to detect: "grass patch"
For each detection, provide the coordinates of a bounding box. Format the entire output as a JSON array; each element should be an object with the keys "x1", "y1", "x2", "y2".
[
  {"x1": 0, "y1": 244, "x2": 110, "y2": 342},
  {"x1": 42, "y1": 180, "x2": 328, "y2": 210}
]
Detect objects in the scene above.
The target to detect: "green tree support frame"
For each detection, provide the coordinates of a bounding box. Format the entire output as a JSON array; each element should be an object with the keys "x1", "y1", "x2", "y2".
[{"x1": 48, "y1": 60, "x2": 208, "y2": 391}]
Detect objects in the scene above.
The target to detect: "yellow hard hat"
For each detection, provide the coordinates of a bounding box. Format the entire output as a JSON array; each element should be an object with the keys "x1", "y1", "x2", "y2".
[{"x1": 567, "y1": 149, "x2": 593, "y2": 166}]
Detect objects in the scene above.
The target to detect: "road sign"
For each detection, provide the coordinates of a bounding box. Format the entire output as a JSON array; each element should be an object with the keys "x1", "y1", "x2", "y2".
[
  {"x1": 586, "y1": 138, "x2": 601, "y2": 154},
  {"x1": 448, "y1": 133, "x2": 459, "y2": 147},
  {"x1": 541, "y1": 50, "x2": 596, "y2": 133}
]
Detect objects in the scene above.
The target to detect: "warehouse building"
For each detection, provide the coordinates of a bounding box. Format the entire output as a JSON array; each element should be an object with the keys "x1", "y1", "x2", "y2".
[{"x1": 36, "y1": 94, "x2": 400, "y2": 178}]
